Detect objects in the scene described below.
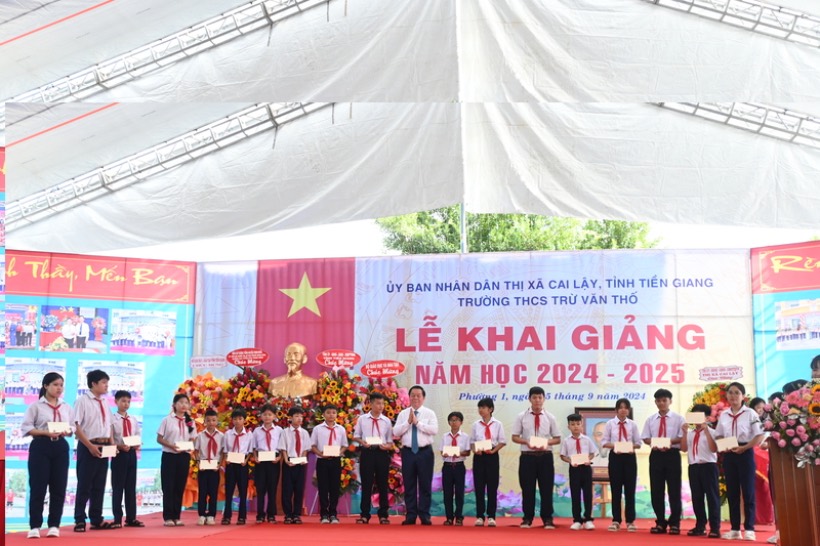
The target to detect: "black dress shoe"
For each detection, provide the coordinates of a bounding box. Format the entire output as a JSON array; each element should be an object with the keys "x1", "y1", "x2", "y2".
[
  {"x1": 401, "y1": 520, "x2": 416, "y2": 526},
  {"x1": 421, "y1": 519, "x2": 432, "y2": 526}
]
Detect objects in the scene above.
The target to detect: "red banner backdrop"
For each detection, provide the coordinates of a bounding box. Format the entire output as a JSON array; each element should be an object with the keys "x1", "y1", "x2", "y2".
[
  {"x1": 5, "y1": 250, "x2": 196, "y2": 303},
  {"x1": 752, "y1": 241, "x2": 820, "y2": 294},
  {"x1": 255, "y1": 258, "x2": 355, "y2": 379}
]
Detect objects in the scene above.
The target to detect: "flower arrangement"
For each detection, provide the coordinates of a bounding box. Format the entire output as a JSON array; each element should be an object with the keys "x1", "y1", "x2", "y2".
[
  {"x1": 176, "y1": 372, "x2": 232, "y2": 430},
  {"x1": 340, "y1": 456, "x2": 359, "y2": 494},
  {"x1": 378, "y1": 452, "x2": 405, "y2": 507},
  {"x1": 223, "y1": 367, "x2": 272, "y2": 429},
  {"x1": 765, "y1": 379, "x2": 820, "y2": 467},
  {"x1": 269, "y1": 396, "x2": 317, "y2": 430},
  {"x1": 362, "y1": 377, "x2": 409, "y2": 423}
]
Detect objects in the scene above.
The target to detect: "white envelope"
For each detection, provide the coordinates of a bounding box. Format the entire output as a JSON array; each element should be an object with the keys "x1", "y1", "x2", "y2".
[
  {"x1": 47, "y1": 421, "x2": 70, "y2": 434},
  {"x1": 651, "y1": 437, "x2": 671, "y2": 449},
  {"x1": 290, "y1": 456, "x2": 308, "y2": 465},
  {"x1": 570, "y1": 453, "x2": 589, "y2": 466},
  {"x1": 365, "y1": 436, "x2": 382, "y2": 446},
  {"x1": 474, "y1": 439, "x2": 492, "y2": 452},
  {"x1": 257, "y1": 450, "x2": 278, "y2": 462},
  {"x1": 614, "y1": 441, "x2": 634, "y2": 454},
  {"x1": 123, "y1": 435, "x2": 141, "y2": 447},
  {"x1": 227, "y1": 451, "x2": 245, "y2": 464},
  {"x1": 529, "y1": 436, "x2": 549, "y2": 449},
  {"x1": 686, "y1": 412, "x2": 706, "y2": 424},
  {"x1": 199, "y1": 459, "x2": 218, "y2": 471},
  {"x1": 716, "y1": 436, "x2": 739, "y2": 452},
  {"x1": 175, "y1": 441, "x2": 194, "y2": 451},
  {"x1": 442, "y1": 445, "x2": 460, "y2": 457},
  {"x1": 101, "y1": 445, "x2": 118, "y2": 458},
  {"x1": 323, "y1": 444, "x2": 341, "y2": 457}
]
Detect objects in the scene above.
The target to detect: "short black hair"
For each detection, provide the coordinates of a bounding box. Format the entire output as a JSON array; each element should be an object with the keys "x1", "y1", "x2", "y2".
[
  {"x1": 204, "y1": 408, "x2": 218, "y2": 418},
  {"x1": 288, "y1": 407, "x2": 304, "y2": 417},
  {"x1": 615, "y1": 398, "x2": 631, "y2": 410},
  {"x1": 368, "y1": 392, "x2": 385, "y2": 402},
  {"x1": 749, "y1": 397, "x2": 765, "y2": 410},
  {"x1": 691, "y1": 403, "x2": 711, "y2": 416},
  {"x1": 409, "y1": 385, "x2": 426, "y2": 397},
  {"x1": 528, "y1": 386, "x2": 545, "y2": 398},
  {"x1": 567, "y1": 413, "x2": 582, "y2": 423},
  {"x1": 114, "y1": 390, "x2": 131, "y2": 400},
  {"x1": 478, "y1": 397, "x2": 494, "y2": 410},
  {"x1": 259, "y1": 404, "x2": 276, "y2": 415},
  {"x1": 654, "y1": 388, "x2": 673, "y2": 400},
  {"x1": 231, "y1": 408, "x2": 247, "y2": 419},
  {"x1": 86, "y1": 369, "x2": 110, "y2": 389},
  {"x1": 322, "y1": 405, "x2": 339, "y2": 413},
  {"x1": 447, "y1": 411, "x2": 464, "y2": 422}
]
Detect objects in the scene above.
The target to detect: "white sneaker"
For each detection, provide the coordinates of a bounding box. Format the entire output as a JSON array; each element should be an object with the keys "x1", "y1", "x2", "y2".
[
  {"x1": 743, "y1": 531, "x2": 756, "y2": 541},
  {"x1": 27, "y1": 529, "x2": 41, "y2": 539},
  {"x1": 320, "y1": 517, "x2": 330, "y2": 524},
  {"x1": 174, "y1": 520, "x2": 185, "y2": 526},
  {"x1": 627, "y1": 523, "x2": 637, "y2": 532},
  {"x1": 722, "y1": 530, "x2": 742, "y2": 540},
  {"x1": 205, "y1": 516, "x2": 216, "y2": 526},
  {"x1": 570, "y1": 522, "x2": 583, "y2": 531},
  {"x1": 584, "y1": 521, "x2": 595, "y2": 530},
  {"x1": 520, "y1": 520, "x2": 532, "y2": 528},
  {"x1": 607, "y1": 521, "x2": 620, "y2": 532},
  {"x1": 197, "y1": 516, "x2": 206, "y2": 526},
  {"x1": 475, "y1": 518, "x2": 484, "y2": 527},
  {"x1": 163, "y1": 520, "x2": 175, "y2": 527},
  {"x1": 46, "y1": 527, "x2": 60, "y2": 538},
  {"x1": 766, "y1": 532, "x2": 779, "y2": 544},
  {"x1": 487, "y1": 518, "x2": 496, "y2": 527}
]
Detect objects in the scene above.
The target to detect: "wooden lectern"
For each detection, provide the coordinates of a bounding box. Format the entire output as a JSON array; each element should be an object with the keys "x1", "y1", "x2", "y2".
[{"x1": 769, "y1": 444, "x2": 820, "y2": 546}]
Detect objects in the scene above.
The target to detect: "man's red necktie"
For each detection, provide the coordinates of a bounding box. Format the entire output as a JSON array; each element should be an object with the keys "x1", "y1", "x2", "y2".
[
  {"x1": 658, "y1": 414, "x2": 667, "y2": 438},
  {"x1": 328, "y1": 425, "x2": 336, "y2": 446},
  {"x1": 95, "y1": 398, "x2": 107, "y2": 426},
  {"x1": 576, "y1": 437, "x2": 582, "y2": 454},
  {"x1": 122, "y1": 414, "x2": 132, "y2": 437},
  {"x1": 532, "y1": 412, "x2": 541, "y2": 435},
  {"x1": 294, "y1": 428, "x2": 302, "y2": 455}
]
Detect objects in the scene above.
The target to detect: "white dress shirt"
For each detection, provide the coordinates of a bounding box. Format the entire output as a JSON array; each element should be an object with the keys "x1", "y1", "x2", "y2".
[{"x1": 393, "y1": 405, "x2": 439, "y2": 448}]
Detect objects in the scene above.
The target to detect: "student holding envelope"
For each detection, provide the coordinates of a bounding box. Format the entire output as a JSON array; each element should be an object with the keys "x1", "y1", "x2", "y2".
[
  {"x1": 311, "y1": 405, "x2": 349, "y2": 524},
  {"x1": 559, "y1": 413, "x2": 598, "y2": 531},
  {"x1": 21, "y1": 372, "x2": 75, "y2": 539},
  {"x1": 641, "y1": 388, "x2": 685, "y2": 535},
  {"x1": 221, "y1": 408, "x2": 254, "y2": 525},
  {"x1": 156, "y1": 393, "x2": 197, "y2": 527},
  {"x1": 253, "y1": 404, "x2": 283, "y2": 524},
  {"x1": 601, "y1": 397, "x2": 642, "y2": 532},
  {"x1": 715, "y1": 382, "x2": 765, "y2": 541},
  {"x1": 194, "y1": 408, "x2": 223, "y2": 526},
  {"x1": 111, "y1": 390, "x2": 144, "y2": 529},
  {"x1": 470, "y1": 397, "x2": 506, "y2": 528},
  {"x1": 679, "y1": 404, "x2": 720, "y2": 538},
  {"x1": 353, "y1": 392, "x2": 395, "y2": 525}
]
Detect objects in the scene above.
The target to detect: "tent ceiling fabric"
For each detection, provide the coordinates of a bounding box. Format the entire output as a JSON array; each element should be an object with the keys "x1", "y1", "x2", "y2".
[
  {"x1": 3, "y1": 0, "x2": 820, "y2": 254},
  {"x1": 6, "y1": 102, "x2": 253, "y2": 200},
  {"x1": 0, "y1": 0, "x2": 249, "y2": 99},
  {"x1": 3, "y1": 0, "x2": 819, "y2": 102},
  {"x1": 7, "y1": 103, "x2": 464, "y2": 253}
]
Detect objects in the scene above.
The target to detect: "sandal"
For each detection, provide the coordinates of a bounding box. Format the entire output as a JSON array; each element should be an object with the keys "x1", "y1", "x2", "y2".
[
  {"x1": 89, "y1": 522, "x2": 114, "y2": 530},
  {"x1": 110, "y1": 522, "x2": 123, "y2": 529},
  {"x1": 73, "y1": 523, "x2": 86, "y2": 533},
  {"x1": 356, "y1": 517, "x2": 369, "y2": 524},
  {"x1": 650, "y1": 526, "x2": 667, "y2": 534},
  {"x1": 124, "y1": 520, "x2": 145, "y2": 527},
  {"x1": 221, "y1": 518, "x2": 231, "y2": 526},
  {"x1": 379, "y1": 517, "x2": 390, "y2": 525},
  {"x1": 669, "y1": 526, "x2": 681, "y2": 535}
]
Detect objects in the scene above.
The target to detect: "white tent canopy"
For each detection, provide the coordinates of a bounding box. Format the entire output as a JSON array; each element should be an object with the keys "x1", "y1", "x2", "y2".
[{"x1": 3, "y1": 0, "x2": 820, "y2": 255}]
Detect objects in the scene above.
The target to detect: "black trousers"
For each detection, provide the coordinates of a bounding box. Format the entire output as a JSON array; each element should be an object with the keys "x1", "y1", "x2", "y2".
[
  {"x1": 473, "y1": 452, "x2": 500, "y2": 519},
  {"x1": 608, "y1": 452, "x2": 637, "y2": 523},
  {"x1": 316, "y1": 457, "x2": 342, "y2": 518},
  {"x1": 111, "y1": 449, "x2": 137, "y2": 523},
  {"x1": 724, "y1": 449, "x2": 756, "y2": 531},
  {"x1": 223, "y1": 463, "x2": 249, "y2": 520},
  {"x1": 401, "y1": 446, "x2": 434, "y2": 522},
  {"x1": 688, "y1": 462, "x2": 720, "y2": 532},
  {"x1": 254, "y1": 461, "x2": 281, "y2": 518},
  {"x1": 518, "y1": 451, "x2": 555, "y2": 523},
  {"x1": 197, "y1": 470, "x2": 220, "y2": 517},
  {"x1": 281, "y1": 464, "x2": 306, "y2": 519},
  {"x1": 648, "y1": 449, "x2": 682, "y2": 528},
  {"x1": 160, "y1": 451, "x2": 190, "y2": 521},
  {"x1": 359, "y1": 448, "x2": 390, "y2": 519},
  {"x1": 28, "y1": 437, "x2": 69, "y2": 529},
  {"x1": 568, "y1": 465, "x2": 593, "y2": 523},
  {"x1": 442, "y1": 462, "x2": 466, "y2": 520},
  {"x1": 74, "y1": 443, "x2": 109, "y2": 525}
]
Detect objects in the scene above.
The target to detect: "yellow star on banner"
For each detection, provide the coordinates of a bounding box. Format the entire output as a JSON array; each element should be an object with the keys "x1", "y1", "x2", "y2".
[{"x1": 279, "y1": 272, "x2": 332, "y2": 317}]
